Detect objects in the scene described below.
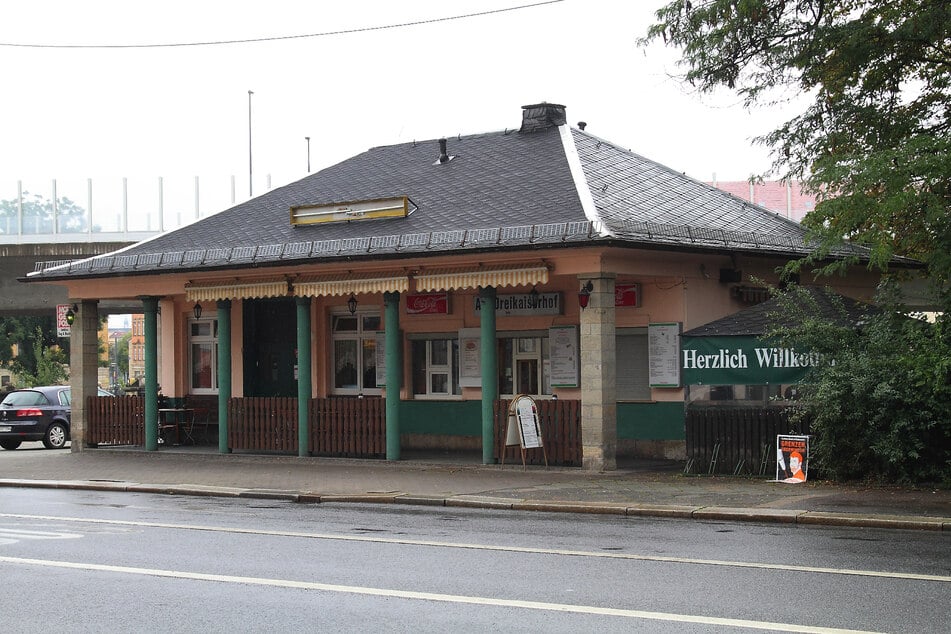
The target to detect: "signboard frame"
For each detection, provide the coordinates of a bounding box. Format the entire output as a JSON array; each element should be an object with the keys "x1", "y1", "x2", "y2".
[{"x1": 501, "y1": 394, "x2": 548, "y2": 469}]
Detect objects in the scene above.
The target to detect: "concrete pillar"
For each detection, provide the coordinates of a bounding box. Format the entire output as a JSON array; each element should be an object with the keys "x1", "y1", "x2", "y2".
[
  {"x1": 296, "y1": 296, "x2": 311, "y2": 457},
  {"x1": 384, "y1": 291, "x2": 401, "y2": 460},
  {"x1": 142, "y1": 296, "x2": 160, "y2": 451},
  {"x1": 479, "y1": 286, "x2": 498, "y2": 465},
  {"x1": 578, "y1": 274, "x2": 617, "y2": 471},
  {"x1": 69, "y1": 299, "x2": 99, "y2": 452},
  {"x1": 217, "y1": 300, "x2": 232, "y2": 454}
]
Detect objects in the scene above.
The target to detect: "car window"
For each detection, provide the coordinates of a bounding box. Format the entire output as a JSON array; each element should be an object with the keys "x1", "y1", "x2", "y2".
[
  {"x1": 59, "y1": 389, "x2": 71, "y2": 406},
  {"x1": 1, "y1": 391, "x2": 50, "y2": 407}
]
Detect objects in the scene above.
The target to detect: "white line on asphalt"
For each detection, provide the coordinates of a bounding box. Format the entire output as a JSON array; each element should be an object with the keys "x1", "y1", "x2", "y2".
[
  {"x1": 0, "y1": 554, "x2": 881, "y2": 634},
  {"x1": 1, "y1": 512, "x2": 948, "y2": 584}
]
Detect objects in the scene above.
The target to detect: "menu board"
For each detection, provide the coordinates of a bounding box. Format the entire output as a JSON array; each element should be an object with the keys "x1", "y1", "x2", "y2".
[
  {"x1": 458, "y1": 328, "x2": 481, "y2": 387},
  {"x1": 548, "y1": 326, "x2": 579, "y2": 388},
  {"x1": 648, "y1": 322, "x2": 681, "y2": 387}
]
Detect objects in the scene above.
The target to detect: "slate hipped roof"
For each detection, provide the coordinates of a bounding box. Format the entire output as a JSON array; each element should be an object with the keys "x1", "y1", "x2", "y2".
[{"x1": 28, "y1": 103, "x2": 862, "y2": 281}]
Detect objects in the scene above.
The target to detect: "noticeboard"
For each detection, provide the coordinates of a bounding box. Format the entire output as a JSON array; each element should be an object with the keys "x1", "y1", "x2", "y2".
[
  {"x1": 648, "y1": 322, "x2": 681, "y2": 387},
  {"x1": 548, "y1": 326, "x2": 578, "y2": 388},
  {"x1": 56, "y1": 304, "x2": 71, "y2": 338},
  {"x1": 458, "y1": 328, "x2": 481, "y2": 387}
]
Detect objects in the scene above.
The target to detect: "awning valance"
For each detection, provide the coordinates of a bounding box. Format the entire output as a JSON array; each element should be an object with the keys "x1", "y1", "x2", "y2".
[
  {"x1": 185, "y1": 278, "x2": 288, "y2": 302},
  {"x1": 293, "y1": 274, "x2": 409, "y2": 297},
  {"x1": 415, "y1": 264, "x2": 549, "y2": 292}
]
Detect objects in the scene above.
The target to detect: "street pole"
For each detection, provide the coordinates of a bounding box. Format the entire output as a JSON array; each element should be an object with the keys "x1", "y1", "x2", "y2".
[{"x1": 248, "y1": 90, "x2": 254, "y2": 197}]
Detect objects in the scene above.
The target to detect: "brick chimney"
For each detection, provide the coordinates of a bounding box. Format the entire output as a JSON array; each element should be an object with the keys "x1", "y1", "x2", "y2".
[{"x1": 519, "y1": 102, "x2": 567, "y2": 133}]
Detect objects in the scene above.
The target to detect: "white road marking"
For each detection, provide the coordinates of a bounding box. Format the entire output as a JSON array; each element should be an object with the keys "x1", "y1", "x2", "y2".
[
  {"x1": 0, "y1": 554, "x2": 881, "y2": 634},
  {"x1": 0, "y1": 527, "x2": 83, "y2": 544},
  {"x1": 1, "y1": 512, "x2": 948, "y2": 583}
]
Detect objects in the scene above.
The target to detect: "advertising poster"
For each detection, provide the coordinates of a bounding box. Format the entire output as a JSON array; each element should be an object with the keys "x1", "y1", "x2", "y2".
[{"x1": 776, "y1": 434, "x2": 810, "y2": 483}]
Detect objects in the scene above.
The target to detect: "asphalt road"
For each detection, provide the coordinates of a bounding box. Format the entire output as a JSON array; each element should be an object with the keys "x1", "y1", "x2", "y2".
[{"x1": 1, "y1": 488, "x2": 949, "y2": 633}]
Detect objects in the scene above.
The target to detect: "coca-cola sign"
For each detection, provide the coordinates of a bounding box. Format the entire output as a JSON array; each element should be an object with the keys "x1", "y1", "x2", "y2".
[{"x1": 406, "y1": 293, "x2": 450, "y2": 314}]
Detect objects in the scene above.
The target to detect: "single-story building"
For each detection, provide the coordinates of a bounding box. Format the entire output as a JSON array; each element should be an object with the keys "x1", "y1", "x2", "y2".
[{"x1": 25, "y1": 103, "x2": 894, "y2": 469}]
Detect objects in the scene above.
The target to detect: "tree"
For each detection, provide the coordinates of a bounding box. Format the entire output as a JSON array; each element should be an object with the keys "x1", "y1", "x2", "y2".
[
  {"x1": 644, "y1": 1, "x2": 951, "y2": 307},
  {"x1": 15, "y1": 328, "x2": 69, "y2": 388},
  {"x1": 0, "y1": 316, "x2": 67, "y2": 379},
  {"x1": 768, "y1": 283, "x2": 951, "y2": 484},
  {"x1": 0, "y1": 192, "x2": 90, "y2": 234}
]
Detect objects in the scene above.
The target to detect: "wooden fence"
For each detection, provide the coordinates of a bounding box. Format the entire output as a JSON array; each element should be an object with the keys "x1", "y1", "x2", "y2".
[
  {"x1": 227, "y1": 396, "x2": 386, "y2": 457},
  {"x1": 685, "y1": 406, "x2": 810, "y2": 475},
  {"x1": 86, "y1": 395, "x2": 145, "y2": 446},
  {"x1": 309, "y1": 397, "x2": 385, "y2": 457},
  {"x1": 493, "y1": 398, "x2": 582, "y2": 466}
]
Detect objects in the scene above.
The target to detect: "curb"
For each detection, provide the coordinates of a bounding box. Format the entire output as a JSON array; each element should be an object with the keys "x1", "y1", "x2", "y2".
[{"x1": 2, "y1": 478, "x2": 949, "y2": 531}]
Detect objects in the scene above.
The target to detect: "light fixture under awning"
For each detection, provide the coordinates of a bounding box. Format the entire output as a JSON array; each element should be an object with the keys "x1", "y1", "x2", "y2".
[
  {"x1": 415, "y1": 264, "x2": 549, "y2": 292},
  {"x1": 293, "y1": 274, "x2": 410, "y2": 297},
  {"x1": 185, "y1": 278, "x2": 288, "y2": 301}
]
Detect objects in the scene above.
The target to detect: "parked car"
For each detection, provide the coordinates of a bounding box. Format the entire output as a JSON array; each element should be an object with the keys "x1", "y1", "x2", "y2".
[{"x1": 0, "y1": 386, "x2": 112, "y2": 450}]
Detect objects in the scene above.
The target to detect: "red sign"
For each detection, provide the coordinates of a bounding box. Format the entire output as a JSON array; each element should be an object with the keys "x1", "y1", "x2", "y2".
[
  {"x1": 406, "y1": 293, "x2": 449, "y2": 315},
  {"x1": 56, "y1": 304, "x2": 71, "y2": 337},
  {"x1": 615, "y1": 283, "x2": 641, "y2": 307}
]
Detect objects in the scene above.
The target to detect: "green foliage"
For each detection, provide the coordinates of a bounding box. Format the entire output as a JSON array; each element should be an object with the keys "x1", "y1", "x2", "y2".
[
  {"x1": 0, "y1": 316, "x2": 66, "y2": 377},
  {"x1": 768, "y1": 284, "x2": 951, "y2": 484},
  {"x1": 644, "y1": 0, "x2": 951, "y2": 308},
  {"x1": 16, "y1": 328, "x2": 69, "y2": 388}
]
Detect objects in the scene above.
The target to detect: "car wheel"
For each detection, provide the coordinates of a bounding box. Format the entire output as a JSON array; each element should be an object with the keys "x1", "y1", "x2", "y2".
[
  {"x1": 0, "y1": 439, "x2": 21, "y2": 450},
  {"x1": 43, "y1": 422, "x2": 68, "y2": 449}
]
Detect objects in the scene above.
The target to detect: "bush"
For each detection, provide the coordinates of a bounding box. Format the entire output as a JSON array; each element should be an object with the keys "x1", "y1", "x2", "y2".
[{"x1": 769, "y1": 284, "x2": 951, "y2": 485}]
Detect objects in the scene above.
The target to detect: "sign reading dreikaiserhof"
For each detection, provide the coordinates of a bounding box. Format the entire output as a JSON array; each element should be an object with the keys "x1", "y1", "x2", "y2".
[{"x1": 474, "y1": 292, "x2": 561, "y2": 317}]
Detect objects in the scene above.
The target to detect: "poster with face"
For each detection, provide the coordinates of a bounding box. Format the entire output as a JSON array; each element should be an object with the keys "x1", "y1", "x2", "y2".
[{"x1": 776, "y1": 435, "x2": 810, "y2": 483}]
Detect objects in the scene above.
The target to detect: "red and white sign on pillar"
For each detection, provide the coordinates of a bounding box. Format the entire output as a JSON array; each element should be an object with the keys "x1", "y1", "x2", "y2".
[{"x1": 56, "y1": 304, "x2": 71, "y2": 338}]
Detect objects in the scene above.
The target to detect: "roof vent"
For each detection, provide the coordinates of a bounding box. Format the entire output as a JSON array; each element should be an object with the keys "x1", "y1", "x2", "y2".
[
  {"x1": 519, "y1": 102, "x2": 567, "y2": 133},
  {"x1": 578, "y1": 121, "x2": 587, "y2": 130},
  {"x1": 433, "y1": 138, "x2": 454, "y2": 165}
]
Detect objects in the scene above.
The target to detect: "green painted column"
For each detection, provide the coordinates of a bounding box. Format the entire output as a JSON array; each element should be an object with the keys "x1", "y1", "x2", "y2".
[
  {"x1": 384, "y1": 291, "x2": 401, "y2": 461},
  {"x1": 217, "y1": 300, "x2": 232, "y2": 454},
  {"x1": 296, "y1": 296, "x2": 312, "y2": 457},
  {"x1": 142, "y1": 296, "x2": 159, "y2": 452},
  {"x1": 479, "y1": 286, "x2": 498, "y2": 464}
]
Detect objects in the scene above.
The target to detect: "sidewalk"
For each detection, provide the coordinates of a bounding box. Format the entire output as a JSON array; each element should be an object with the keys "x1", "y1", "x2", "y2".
[{"x1": 1, "y1": 445, "x2": 949, "y2": 531}]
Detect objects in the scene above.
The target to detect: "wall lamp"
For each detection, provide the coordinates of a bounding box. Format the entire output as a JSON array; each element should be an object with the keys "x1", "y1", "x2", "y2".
[
  {"x1": 193, "y1": 302, "x2": 203, "y2": 320},
  {"x1": 65, "y1": 303, "x2": 78, "y2": 326},
  {"x1": 578, "y1": 281, "x2": 593, "y2": 310},
  {"x1": 347, "y1": 294, "x2": 358, "y2": 315}
]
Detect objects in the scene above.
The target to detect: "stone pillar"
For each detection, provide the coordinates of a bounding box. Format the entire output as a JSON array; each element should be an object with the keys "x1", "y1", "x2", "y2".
[
  {"x1": 296, "y1": 296, "x2": 312, "y2": 457},
  {"x1": 217, "y1": 300, "x2": 232, "y2": 454},
  {"x1": 142, "y1": 296, "x2": 160, "y2": 451},
  {"x1": 479, "y1": 286, "x2": 498, "y2": 465},
  {"x1": 579, "y1": 274, "x2": 617, "y2": 471},
  {"x1": 384, "y1": 291, "x2": 401, "y2": 460},
  {"x1": 69, "y1": 299, "x2": 99, "y2": 452}
]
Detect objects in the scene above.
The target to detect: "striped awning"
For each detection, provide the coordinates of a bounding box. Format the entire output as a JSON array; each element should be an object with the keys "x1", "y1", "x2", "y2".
[
  {"x1": 415, "y1": 264, "x2": 549, "y2": 292},
  {"x1": 293, "y1": 274, "x2": 409, "y2": 297},
  {"x1": 185, "y1": 278, "x2": 288, "y2": 301}
]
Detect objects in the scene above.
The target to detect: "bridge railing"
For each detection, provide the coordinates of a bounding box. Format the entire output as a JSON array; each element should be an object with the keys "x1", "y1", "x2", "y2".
[{"x1": 0, "y1": 173, "x2": 289, "y2": 244}]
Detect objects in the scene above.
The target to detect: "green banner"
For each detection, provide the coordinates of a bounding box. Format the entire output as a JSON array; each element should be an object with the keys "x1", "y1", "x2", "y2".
[{"x1": 681, "y1": 335, "x2": 820, "y2": 385}]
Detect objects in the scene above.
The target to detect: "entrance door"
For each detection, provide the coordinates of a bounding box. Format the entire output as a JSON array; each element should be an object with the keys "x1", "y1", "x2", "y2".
[{"x1": 243, "y1": 298, "x2": 298, "y2": 397}]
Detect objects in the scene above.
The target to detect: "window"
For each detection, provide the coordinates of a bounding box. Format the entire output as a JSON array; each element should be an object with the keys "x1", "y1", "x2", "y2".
[
  {"x1": 331, "y1": 313, "x2": 381, "y2": 395},
  {"x1": 499, "y1": 336, "x2": 550, "y2": 397},
  {"x1": 189, "y1": 319, "x2": 218, "y2": 393},
  {"x1": 412, "y1": 338, "x2": 461, "y2": 397},
  {"x1": 617, "y1": 331, "x2": 651, "y2": 400}
]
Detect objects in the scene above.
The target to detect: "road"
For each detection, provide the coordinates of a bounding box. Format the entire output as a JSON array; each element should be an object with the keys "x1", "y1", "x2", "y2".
[{"x1": 0, "y1": 488, "x2": 949, "y2": 633}]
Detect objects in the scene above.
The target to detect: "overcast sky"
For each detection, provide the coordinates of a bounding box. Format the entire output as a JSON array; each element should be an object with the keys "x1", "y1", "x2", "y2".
[{"x1": 2, "y1": 0, "x2": 799, "y2": 200}]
